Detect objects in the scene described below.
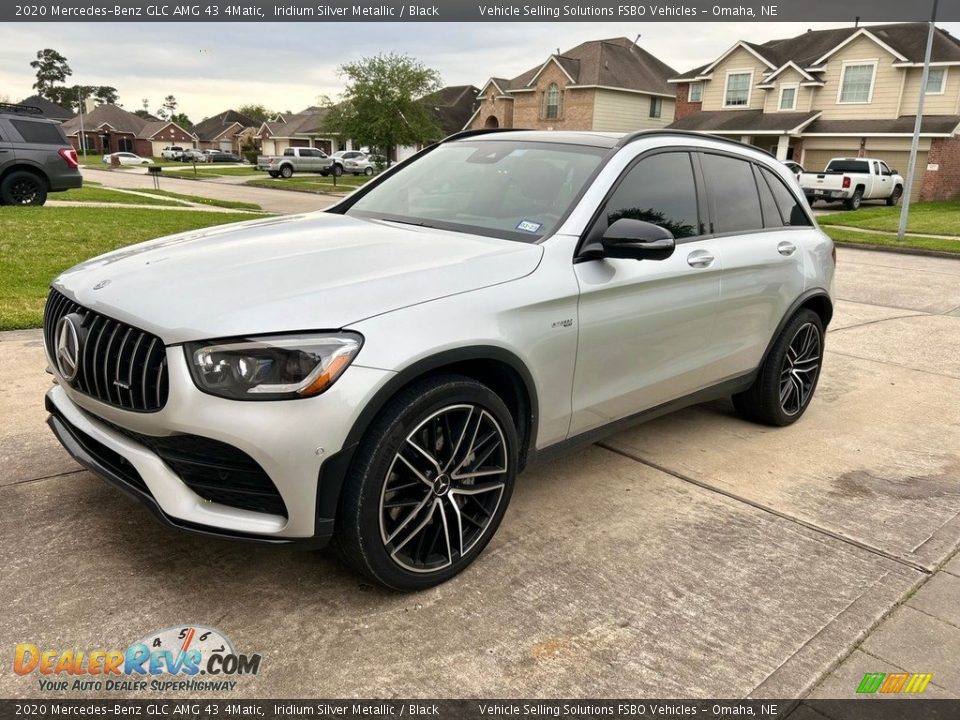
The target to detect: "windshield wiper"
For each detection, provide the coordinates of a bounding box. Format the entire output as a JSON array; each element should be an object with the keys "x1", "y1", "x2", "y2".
[{"x1": 377, "y1": 217, "x2": 438, "y2": 230}]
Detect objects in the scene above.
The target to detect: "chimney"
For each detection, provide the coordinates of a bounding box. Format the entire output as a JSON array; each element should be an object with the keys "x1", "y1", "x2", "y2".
[
  {"x1": 854, "y1": 16, "x2": 860, "y2": 27},
  {"x1": 84, "y1": 97, "x2": 96, "y2": 114}
]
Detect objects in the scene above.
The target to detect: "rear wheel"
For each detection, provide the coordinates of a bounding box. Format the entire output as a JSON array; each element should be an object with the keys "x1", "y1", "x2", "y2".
[
  {"x1": 335, "y1": 374, "x2": 517, "y2": 590},
  {"x1": 886, "y1": 185, "x2": 903, "y2": 206},
  {"x1": 279, "y1": 165, "x2": 293, "y2": 179},
  {"x1": 0, "y1": 171, "x2": 47, "y2": 206},
  {"x1": 733, "y1": 309, "x2": 824, "y2": 427},
  {"x1": 844, "y1": 189, "x2": 863, "y2": 210},
  {"x1": 268, "y1": 171, "x2": 279, "y2": 178}
]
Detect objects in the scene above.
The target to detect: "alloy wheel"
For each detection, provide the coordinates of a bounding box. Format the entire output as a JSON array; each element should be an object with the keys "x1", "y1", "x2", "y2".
[
  {"x1": 379, "y1": 404, "x2": 508, "y2": 574},
  {"x1": 11, "y1": 177, "x2": 39, "y2": 204},
  {"x1": 779, "y1": 322, "x2": 821, "y2": 416}
]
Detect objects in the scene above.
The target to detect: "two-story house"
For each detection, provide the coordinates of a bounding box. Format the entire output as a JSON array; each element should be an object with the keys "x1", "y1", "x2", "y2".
[
  {"x1": 668, "y1": 23, "x2": 960, "y2": 201},
  {"x1": 466, "y1": 37, "x2": 677, "y2": 133}
]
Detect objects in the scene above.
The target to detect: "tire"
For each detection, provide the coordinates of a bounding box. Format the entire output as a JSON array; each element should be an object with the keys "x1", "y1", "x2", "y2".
[
  {"x1": 332, "y1": 163, "x2": 344, "y2": 177},
  {"x1": 844, "y1": 189, "x2": 863, "y2": 211},
  {"x1": 268, "y1": 171, "x2": 279, "y2": 178},
  {"x1": 886, "y1": 185, "x2": 903, "y2": 207},
  {"x1": 0, "y1": 171, "x2": 47, "y2": 206},
  {"x1": 733, "y1": 309, "x2": 824, "y2": 427},
  {"x1": 335, "y1": 374, "x2": 518, "y2": 591},
  {"x1": 364, "y1": 166, "x2": 374, "y2": 176},
  {"x1": 279, "y1": 165, "x2": 293, "y2": 179}
]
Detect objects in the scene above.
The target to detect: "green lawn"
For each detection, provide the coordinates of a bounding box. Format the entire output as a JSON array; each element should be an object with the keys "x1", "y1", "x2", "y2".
[
  {"x1": 58, "y1": 186, "x2": 181, "y2": 207},
  {"x1": 245, "y1": 174, "x2": 371, "y2": 194},
  {"x1": 132, "y1": 189, "x2": 262, "y2": 211},
  {"x1": 823, "y1": 226, "x2": 960, "y2": 255},
  {"x1": 818, "y1": 202, "x2": 960, "y2": 236},
  {"x1": 160, "y1": 166, "x2": 261, "y2": 179},
  {"x1": 0, "y1": 207, "x2": 255, "y2": 330}
]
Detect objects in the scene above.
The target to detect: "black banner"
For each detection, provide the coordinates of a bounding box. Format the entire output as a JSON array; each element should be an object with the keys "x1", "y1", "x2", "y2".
[
  {"x1": 2, "y1": 700, "x2": 960, "y2": 720},
  {"x1": 3, "y1": 0, "x2": 957, "y2": 23}
]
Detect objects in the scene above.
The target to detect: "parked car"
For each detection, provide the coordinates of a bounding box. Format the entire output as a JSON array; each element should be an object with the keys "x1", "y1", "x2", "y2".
[
  {"x1": 0, "y1": 102, "x2": 81, "y2": 205},
  {"x1": 180, "y1": 148, "x2": 207, "y2": 162},
  {"x1": 161, "y1": 146, "x2": 185, "y2": 160},
  {"x1": 783, "y1": 160, "x2": 804, "y2": 178},
  {"x1": 102, "y1": 152, "x2": 152, "y2": 166},
  {"x1": 332, "y1": 150, "x2": 377, "y2": 176},
  {"x1": 256, "y1": 147, "x2": 337, "y2": 178},
  {"x1": 799, "y1": 157, "x2": 904, "y2": 210},
  {"x1": 205, "y1": 151, "x2": 242, "y2": 163},
  {"x1": 43, "y1": 129, "x2": 834, "y2": 590}
]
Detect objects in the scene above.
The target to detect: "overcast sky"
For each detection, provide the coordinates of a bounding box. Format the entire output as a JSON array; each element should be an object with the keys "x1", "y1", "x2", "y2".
[{"x1": 3, "y1": 21, "x2": 959, "y2": 120}]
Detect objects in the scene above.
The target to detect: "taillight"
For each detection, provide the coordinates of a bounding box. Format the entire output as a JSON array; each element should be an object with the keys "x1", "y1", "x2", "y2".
[
  {"x1": 58, "y1": 147, "x2": 79, "y2": 169},
  {"x1": 842, "y1": 176, "x2": 851, "y2": 189}
]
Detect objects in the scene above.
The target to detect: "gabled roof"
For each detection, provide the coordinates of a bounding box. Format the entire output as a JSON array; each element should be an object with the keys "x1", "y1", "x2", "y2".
[
  {"x1": 491, "y1": 37, "x2": 677, "y2": 97},
  {"x1": 671, "y1": 23, "x2": 960, "y2": 82},
  {"x1": 17, "y1": 95, "x2": 74, "y2": 121},
  {"x1": 420, "y1": 85, "x2": 480, "y2": 135},
  {"x1": 139, "y1": 120, "x2": 196, "y2": 140},
  {"x1": 192, "y1": 109, "x2": 260, "y2": 141},
  {"x1": 257, "y1": 108, "x2": 333, "y2": 138},
  {"x1": 61, "y1": 104, "x2": 147, "y2": 136}
]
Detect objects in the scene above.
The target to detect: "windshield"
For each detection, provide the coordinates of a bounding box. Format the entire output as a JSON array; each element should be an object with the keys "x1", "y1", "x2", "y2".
[{"x1": 345, "y1": 140, "x2": 607, "y2": 241}]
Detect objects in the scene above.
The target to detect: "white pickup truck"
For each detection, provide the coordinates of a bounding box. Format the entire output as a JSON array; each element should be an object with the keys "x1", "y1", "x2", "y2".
[
  {"x1": 799, "y1": 157, "x2": 904, "y2": 210},
  {"x1": 256, "y1": 147, "x2": 337, "y2": 179}
]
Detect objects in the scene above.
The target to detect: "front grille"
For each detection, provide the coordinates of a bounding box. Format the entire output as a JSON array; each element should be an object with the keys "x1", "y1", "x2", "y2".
[
  {"x1": 43, "y1": 289, "x2": 168, "y2": 412},
  {"x1": 101, "y1": 421, "x2": 288, "y2": 518}
]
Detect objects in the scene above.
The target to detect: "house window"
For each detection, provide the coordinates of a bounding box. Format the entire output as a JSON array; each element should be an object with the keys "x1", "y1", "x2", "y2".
[
  {"x1": 649, "y1": 97, "x2": 662, "y2": 118},
  {"x1": 544, "y1": 83, "x2": 560, "y2": 119},
  {"x1": 779, "y1": 86, "x2": 797, "y2": 111},
  {"x1": 925, "y1": 67, "x2": 947, "y2": 94},
  {"x1": 724, "y1": 71, "x2": 752, "y2": 107},
  {"x1": 838, "y1": 62, "x2": 876, "y2": 103},
  {"x1": 689, "y1": 82, "x2": 703, "y2": 102}
]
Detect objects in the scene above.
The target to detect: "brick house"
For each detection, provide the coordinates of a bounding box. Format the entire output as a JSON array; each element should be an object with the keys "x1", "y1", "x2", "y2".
[
  {"x1": 466, "y1": 37, "x2": 677, "y2": 133},
  {"x1": 257, "y1": 107, "x2": 346, "y2": 155},
  {"x1": 192, "y1": 109, "x2": 260, "y2": 153},
  {"x1": 60, "y1": 104, "x2": 196, "y2": 157},
  {"x1": 395, "y1": 85, "x2": 480, "y2": 161},
  {"x1": 667, "y1": 23, "x2": 960, "y2": 201}
]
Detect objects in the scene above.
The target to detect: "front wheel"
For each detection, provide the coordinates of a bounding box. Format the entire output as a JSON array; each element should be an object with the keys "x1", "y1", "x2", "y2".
[
  {"x1": 331, "y1": 163, "x2": 344, "y2": 177},
  {"x1": 364, "y1": 166, "x2": 374, "y2": 176},
  {"x1": 0, "y1": 171, "x2": 47, "y2": 206},
  {"x1": 886, "y1": 185, "x2": 903, "y2": 206},
  {"x1": 733, "y1": 309, "x2": 824, "y2": 427},
  {"x1": 335, "y1": 374, "x2": 518, "y2": 590}
]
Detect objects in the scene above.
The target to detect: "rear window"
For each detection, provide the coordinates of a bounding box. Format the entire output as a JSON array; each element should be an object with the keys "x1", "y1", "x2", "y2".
[
  {"x1": 699, "y1": 153, "x2": 763, "y2": 234},
  {"x1": 760, "y1": 166, "x2": 812, "y2": 227},
  {"x1": 10, "y1": 119, "x2": 67, "y2": 145},
  {"x1": 826, "y1": 159, "x2": 869, "y2": 173}
]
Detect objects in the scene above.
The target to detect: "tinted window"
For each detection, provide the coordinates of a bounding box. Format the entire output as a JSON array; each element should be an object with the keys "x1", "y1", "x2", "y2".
[
  {"x1": 11, "y1": 119, "x2": 66, "y2": 145},
  {"x1": 603, "y1": 152, "x2": 700, "y2": 239},
  {"x1": 754, "y1": 166, "x2": 784, "y2": 228},
  {"x1": 760, "y1": 166, "x2": 811, "y2": 227},
  {"x1": 283, "y1": 148, "x2": 294, "y2": 156},
  {"x1": 826, "y1": 159, "x2": 869, "y2": 173},
  {"x1": 699, "y1": 153, "x2": 762, "y2": 234}
]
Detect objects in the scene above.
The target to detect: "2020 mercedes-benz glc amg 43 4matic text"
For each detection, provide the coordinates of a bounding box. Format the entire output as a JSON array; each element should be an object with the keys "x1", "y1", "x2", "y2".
[{"x1": 44, "y1": 130, "x2": 834, "y2": 590}]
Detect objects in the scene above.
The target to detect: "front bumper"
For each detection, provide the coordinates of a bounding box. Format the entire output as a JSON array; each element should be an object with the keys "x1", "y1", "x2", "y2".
[{"x1": 44, "y1": 347, "x2": 393, "y2": 544}]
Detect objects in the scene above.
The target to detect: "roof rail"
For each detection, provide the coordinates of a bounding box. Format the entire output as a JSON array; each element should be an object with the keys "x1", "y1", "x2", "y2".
[
  {"x1": 617, "y1": 129, "x2": 777, "y2": 159},
  {"x1": 439, "y1": 127, "x2": 529, "y2": 143},
  {"x1": 0, "y1": 102, "x2": 44, "y2": 116}
]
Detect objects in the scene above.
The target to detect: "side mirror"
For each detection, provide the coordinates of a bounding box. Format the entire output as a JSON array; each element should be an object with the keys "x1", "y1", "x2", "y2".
[
  {"x1": 890, "y1": 169, "x2": 899, "y2": 175},
  {"x1": 601, "y1": 219, "x2": 675, "y2": 260}
]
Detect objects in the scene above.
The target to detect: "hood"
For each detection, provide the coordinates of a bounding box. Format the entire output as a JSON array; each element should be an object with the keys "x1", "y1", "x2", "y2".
[{"x1": 53, "y1": 212, "x2": 543, "y2": 344}]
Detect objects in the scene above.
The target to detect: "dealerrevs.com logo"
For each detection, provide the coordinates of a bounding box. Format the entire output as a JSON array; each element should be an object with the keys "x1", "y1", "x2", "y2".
[{"x1": 14, "y1": 626, "x2": 261, "y2": 693}]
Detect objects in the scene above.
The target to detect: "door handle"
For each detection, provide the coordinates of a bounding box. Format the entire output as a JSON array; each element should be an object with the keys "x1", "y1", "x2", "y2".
[
  {"x1": 687, "y1": 249, "x2": 715, "y2": 268},
  {"x1": 778, "y1": 241, "x2": 797, "y2": 257}
]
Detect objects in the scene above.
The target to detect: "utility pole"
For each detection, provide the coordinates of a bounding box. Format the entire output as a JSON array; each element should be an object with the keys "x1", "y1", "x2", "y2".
[
  {"x1": 898, "y1": 0, "x2": 939, "y2": 241},
  {"x1": 78, "y1": 90, "x2": 86, "y2": 156}
]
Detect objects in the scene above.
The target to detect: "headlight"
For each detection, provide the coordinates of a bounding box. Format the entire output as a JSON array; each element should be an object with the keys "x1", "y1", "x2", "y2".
[{"x1": 185, "y1": 332, "x2": 363, "y2": 400}]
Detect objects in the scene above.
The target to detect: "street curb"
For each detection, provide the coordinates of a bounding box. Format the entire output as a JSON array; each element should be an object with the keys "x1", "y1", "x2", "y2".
[{"x1": 833, "y1": 240, "x2": 960, "y2": 260}]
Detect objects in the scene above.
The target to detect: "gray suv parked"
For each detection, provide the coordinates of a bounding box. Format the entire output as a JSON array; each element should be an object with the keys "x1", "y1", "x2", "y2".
[{"x1": 0, "y1": 103, "x2": 82, "y2": 205}]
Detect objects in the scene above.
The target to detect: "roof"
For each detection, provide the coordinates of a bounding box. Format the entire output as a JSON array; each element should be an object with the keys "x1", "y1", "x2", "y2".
[
  {"x1": 671, "y1": 23, "x2": 960, "y2": 81},
  {"x1": 61, "y1": 104, "x2": 147, "y2": 136},
  {"x1": 192, "y1": 109, "x2": 259, "y2": 141},
  {"x1": 668, "y1": 110, "x2": 821, "y2": 134},
  {"x1": 258, "y1": 108, "x2": 333, "y2": 138},
  {"x1": 494, "y1": 37, "x2": 677, "y2": 96},
  {"x1": 420, "y1": 85, "x2": 480, "y2": 135},
  {"x1": 138, "y1": 120, "x2": 196, "y2": 139},
  {"x1": 804, "y1": 115, "x2": 960, "y2": 135},
  {"x1": 17, "y1": 95, "x2": 74, "y2": 121}
]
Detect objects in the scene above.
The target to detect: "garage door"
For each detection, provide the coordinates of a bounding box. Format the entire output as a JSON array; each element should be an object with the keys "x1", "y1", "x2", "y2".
[{"x1": 802, "y1": 149, "x2": 927, "y2": 203}]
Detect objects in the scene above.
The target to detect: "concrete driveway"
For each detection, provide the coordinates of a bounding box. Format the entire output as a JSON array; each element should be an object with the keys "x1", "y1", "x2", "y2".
[{"x1": 1, "y1": 247, "x2": 958, "y2": 700}]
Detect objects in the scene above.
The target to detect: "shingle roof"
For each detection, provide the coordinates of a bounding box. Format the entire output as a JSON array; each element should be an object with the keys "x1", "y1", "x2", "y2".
[
  {"x1": 17, "y1": 95, "x2": 74, "y2": 121},
  {"x1": 259, "y1": 108, "x2": 332, "y2": 137},
  {"x1": 61, "y1": 104, "x2": 147, "y2": 135},
  {"x1": 420, "y1": 85, "x2": 480, "y2": 135},
  {"x1": 502, "y1": 37, "x2": 677, "y2": 96},
  {"x1": 668, "y1": 110, "x2": 820, "y2": 133},
  {"x1": 192, "y1": 109, "x2": 259, "y2": 141},
  {"x1": 804, "y1": 115, "x2": 960, "y2": 135}
]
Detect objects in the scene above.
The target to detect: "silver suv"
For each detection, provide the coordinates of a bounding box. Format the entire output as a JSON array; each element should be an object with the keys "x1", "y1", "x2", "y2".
[{"x1": 43, "y1": 130, "x2": 834, "y2": 590}]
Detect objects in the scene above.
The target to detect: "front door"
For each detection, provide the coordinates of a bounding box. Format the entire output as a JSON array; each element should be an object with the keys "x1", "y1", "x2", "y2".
[{"x1": 570, "y1": 151, "x2": 724, "y2": 436}]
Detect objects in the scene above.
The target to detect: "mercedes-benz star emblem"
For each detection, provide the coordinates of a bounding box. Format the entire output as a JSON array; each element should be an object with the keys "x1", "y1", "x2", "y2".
[
  {"x1": 93, "y1": 279, "x2": 110, "y2": 290},
  {"x1": 54, "y1": 315, "x2": 82, "y2": 382}
]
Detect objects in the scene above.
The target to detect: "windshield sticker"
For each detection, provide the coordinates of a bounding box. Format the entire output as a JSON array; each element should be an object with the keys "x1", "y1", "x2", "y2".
[{"x1": 516, "y1": 220, "x2": 542, "y2": 233}]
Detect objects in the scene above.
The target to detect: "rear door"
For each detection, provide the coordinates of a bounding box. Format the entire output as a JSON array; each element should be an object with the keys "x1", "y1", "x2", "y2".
[
  {"x1": 570, "y1": 150, "x2": 724, "y2": 435},
  {"x1": 699, "y1": 153, "x2": 810, "y2": 378}
]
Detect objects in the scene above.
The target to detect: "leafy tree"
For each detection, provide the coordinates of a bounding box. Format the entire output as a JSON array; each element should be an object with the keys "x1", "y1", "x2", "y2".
[
  {"x1": 50, "y1": 85, "x2": 119, "y2": 111},
  {"x1": 30, "y1": 49, "x2": 72, "y2": 99},
  {"x1": 236, "y1": 103, "x2": 273, "y2": 123},
  {"x1": 169, "y1": 112, "x2": 192, "y2": 128},
  {"x1": 324, "y1": 53, "x2": 441, "y2": 163}
]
